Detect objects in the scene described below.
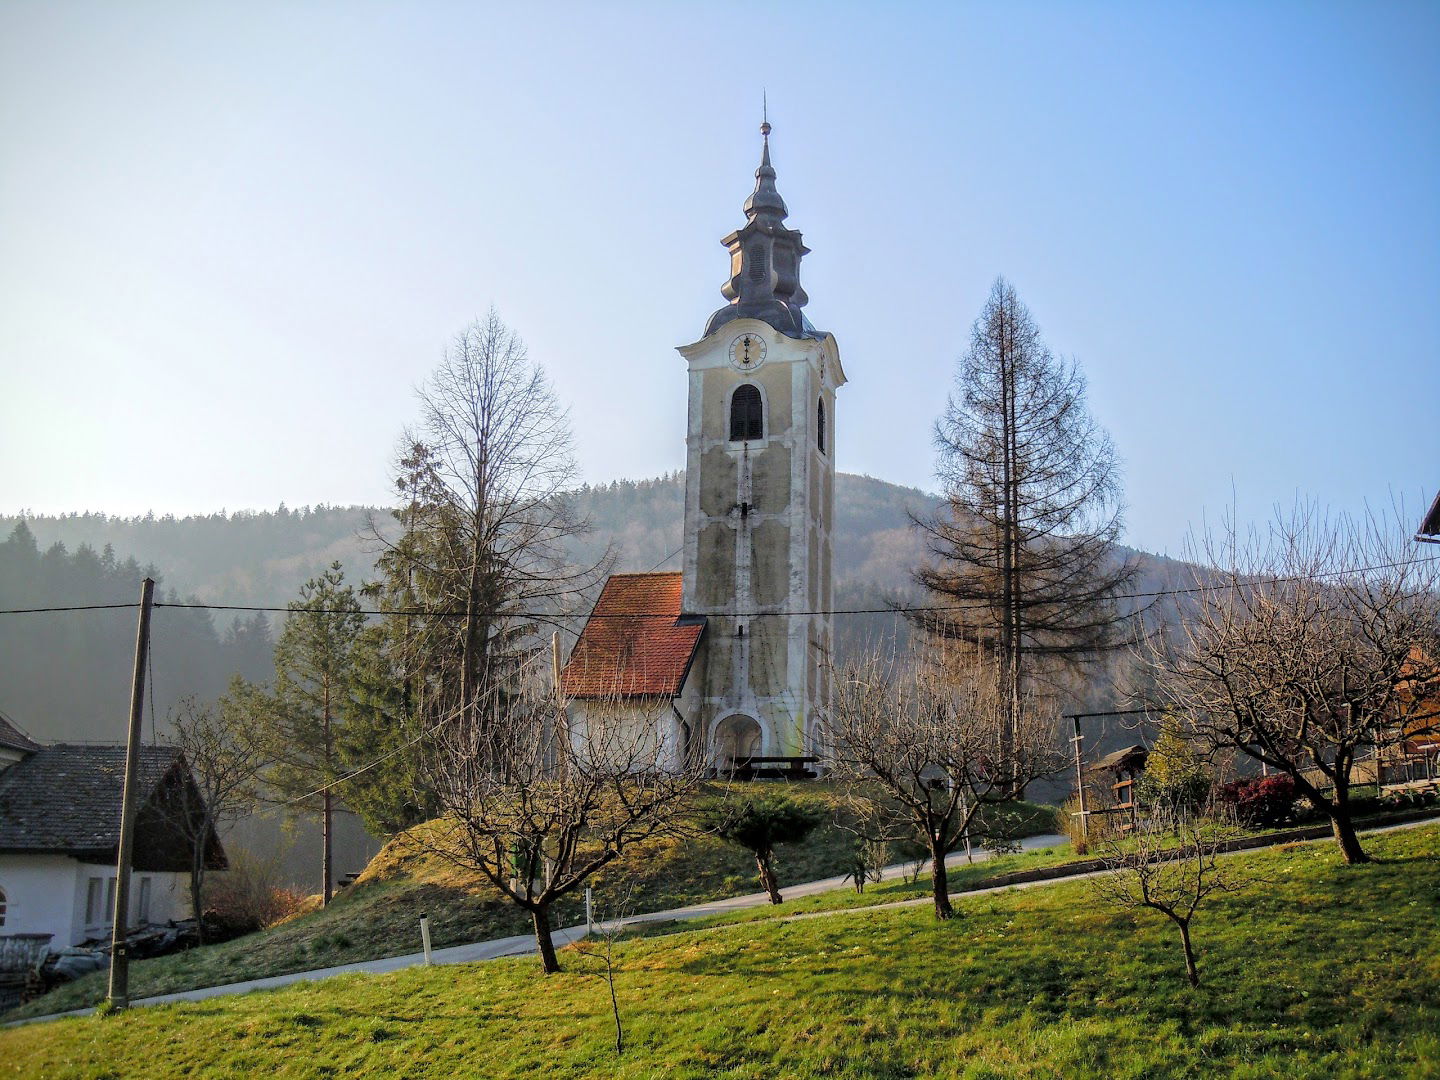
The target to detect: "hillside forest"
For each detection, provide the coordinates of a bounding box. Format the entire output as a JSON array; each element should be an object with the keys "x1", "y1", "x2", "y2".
[{"x1": 0, "y1": 472, "x2": 1194, "y2": 747}]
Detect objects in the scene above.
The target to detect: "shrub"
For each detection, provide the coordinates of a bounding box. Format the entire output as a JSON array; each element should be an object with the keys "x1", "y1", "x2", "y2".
[
  {"x1": 206, "y1": 851, "x2": 317, "y2": 933},
  {"x1": 704, "y1": 792, "x2": 827, "y2": 904},
  {"x1": 1380, "y1": 787, "x2": 1440, "y2": 811},
  {"x1": 1216, "y1": 775, "x2": 1298, "y2": 828},
  {"x1": 1139, "y1": 720, "x2": 1213, "y2": 817}
]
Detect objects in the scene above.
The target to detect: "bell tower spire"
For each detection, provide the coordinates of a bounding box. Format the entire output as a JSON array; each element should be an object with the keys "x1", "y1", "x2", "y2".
[
  {"x1": 704, "y1": 118, "x2": 814, "y2": 339},
  {"x1": 678, "y1": 115, "x2": 847, "y2": 769}
]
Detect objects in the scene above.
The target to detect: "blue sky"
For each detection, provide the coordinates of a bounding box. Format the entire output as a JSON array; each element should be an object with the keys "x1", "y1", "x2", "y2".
[{"x1": 1, "y1": 1, "x2": 1436, "y2": 557}]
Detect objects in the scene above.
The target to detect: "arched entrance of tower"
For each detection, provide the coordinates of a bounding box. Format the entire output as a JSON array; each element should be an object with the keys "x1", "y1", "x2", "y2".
[{"x1": 713, "y1": 713, "x2": 762, "y2": 768}]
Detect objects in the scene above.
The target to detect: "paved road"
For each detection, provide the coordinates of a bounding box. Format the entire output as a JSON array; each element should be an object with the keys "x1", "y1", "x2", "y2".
[{"x1": 13, "y1": 816, "x2": 1435, "y2": 1025}]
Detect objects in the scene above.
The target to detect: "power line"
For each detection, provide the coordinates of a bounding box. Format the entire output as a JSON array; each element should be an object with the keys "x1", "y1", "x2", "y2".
[
  {"x1": 1, "y1": 552, "x2": 1436, "y2": 620},
  {"x1": 278, "y1": 709, "x2": 449, "y2": 807},
  {"x1": 642, "y1": 546, "x2": 683, "y2": 574},
  {"x1": 0, "y1": 602, "x2": 142, "y2": 613},
  {"x1": 276, "y1": 647, "x2": 555, "y2": 806}
]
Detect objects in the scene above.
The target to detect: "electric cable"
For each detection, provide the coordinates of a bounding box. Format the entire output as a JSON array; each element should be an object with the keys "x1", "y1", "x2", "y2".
[{"x1": 2, "y1": 552, "x2": 1435, "y2": 619}]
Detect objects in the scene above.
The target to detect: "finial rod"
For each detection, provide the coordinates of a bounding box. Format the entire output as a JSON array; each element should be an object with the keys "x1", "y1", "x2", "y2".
[{"x1": 761, "y1": 91, "x2": 770, "y2": 138}]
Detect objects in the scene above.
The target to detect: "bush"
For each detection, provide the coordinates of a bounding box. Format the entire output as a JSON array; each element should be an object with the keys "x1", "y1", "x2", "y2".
[
  {"x1": 1216, "y1": 775, "x2": 1298, "y2": 828},
  {"x1": 1139, "y1": 720, "x2": 1213, "y2": 817},
  {"x1": 206, "y1": 851, "x2": 318, "y2": 934},
  {"x1": 1380, "y1": 787, "x2": 1440, "y2": 812}
]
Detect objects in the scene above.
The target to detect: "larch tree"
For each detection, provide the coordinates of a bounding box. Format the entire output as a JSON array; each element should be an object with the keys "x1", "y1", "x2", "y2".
[
  {"x1": 263, "y1": 562, "x2": 366, "y2": 905},
  {"x1": 911, "y1": 278, "x2": 1137, "y2": 791}
]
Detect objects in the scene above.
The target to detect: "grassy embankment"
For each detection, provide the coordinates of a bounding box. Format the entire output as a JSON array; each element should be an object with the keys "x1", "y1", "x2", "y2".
[
  {"x1": 4, "y1": 787, "x2": 1052, "y2": 1020},
  {"x1": 2, "y1": 823, "x2": 1436, "y2": 1078}
]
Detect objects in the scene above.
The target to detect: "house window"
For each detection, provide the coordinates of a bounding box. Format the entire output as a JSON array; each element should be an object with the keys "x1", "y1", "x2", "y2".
[
  {"x1": 85, "y1": 877, "x2": 103, "y2": 925},
  {"x1": 817, "y1": 397, "x2": 827, "y2": 455},
  {"x1": 730, "y1": 384, "x2": 763, "y2": 441},
  {"x1": 0, "y1": 885, "x2": 7, "y2": 928},
  {"x1": 105, "y1": 876, "x2": 116, "y2": 923},
  {"x1": 137, "y1": 877, "x2": 152, "y2": 925}
]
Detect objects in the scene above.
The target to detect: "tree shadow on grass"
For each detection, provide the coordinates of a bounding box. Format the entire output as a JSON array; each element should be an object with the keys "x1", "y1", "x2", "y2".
[{"x1": 1366, "y1": 852, "x2": 1440, "y2": 866}]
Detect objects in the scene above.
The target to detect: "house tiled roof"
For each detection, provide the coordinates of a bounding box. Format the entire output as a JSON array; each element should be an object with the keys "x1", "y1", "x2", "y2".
[
  {"x1": 560, "y1": 572, "x2": 705, "y2": 699},
  {"x1": 1087, "y1": 744, "x2": 1150, "y2": 774},
  {"x1": 1419, "y1": 489, "x2": 1440, "y2": 539},
  {"x1": 0, "y1": 712, "x2": 39, "y2": 753},
  {"x1": 0, "y1": 744, "x2": 185, "y2": 861}
]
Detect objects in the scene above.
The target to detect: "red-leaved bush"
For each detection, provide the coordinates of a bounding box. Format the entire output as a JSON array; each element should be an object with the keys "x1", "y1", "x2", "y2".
[{"x1": 1217, "y1": 774, "x2": 1299, "y2": 827}]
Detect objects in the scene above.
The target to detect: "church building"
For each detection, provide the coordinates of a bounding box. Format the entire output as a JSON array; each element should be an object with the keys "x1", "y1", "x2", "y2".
[{"x1": 561, "y1": 122, "x2": 846, "y2": 771}]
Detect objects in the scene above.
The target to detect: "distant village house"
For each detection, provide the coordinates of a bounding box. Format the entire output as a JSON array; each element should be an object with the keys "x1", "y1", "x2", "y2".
[{"x1": 0, "y1": 711, "x2": 224, "y2": 952}]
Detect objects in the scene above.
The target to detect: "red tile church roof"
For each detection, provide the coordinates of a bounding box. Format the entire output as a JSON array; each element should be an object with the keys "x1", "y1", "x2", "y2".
[{"x1": 560, "y1": 572, "x2": 705, "y2": 699}]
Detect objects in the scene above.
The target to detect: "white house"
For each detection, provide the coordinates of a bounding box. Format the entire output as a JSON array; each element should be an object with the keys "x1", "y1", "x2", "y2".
[{"x1": 0, "y1": 712, "x2": 225, "y2": 950}]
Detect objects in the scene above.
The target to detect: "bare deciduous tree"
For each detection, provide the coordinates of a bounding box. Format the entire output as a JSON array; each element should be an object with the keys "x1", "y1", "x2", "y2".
[
  {"x1": 367, "y1": 309, "x2": 610, "y2": 771},
  {"x1": 419, "y1": 674, "x2": 704, "y2": 974},
  {"x1": 1149, "y1": 505, "x2": 1440, "y2": 864},
  {"x1": 572, "y1": 887, "x2": 636, "y2": 1058},
  {"x1": 823, "y1": 648, "x2": 1065, "y2": 919},
  {"x1": 1090, "y1": 807, "x2": 1248, "y2": 988},
  {"x1": 912, "y1": 278, "x2": 1137, "y2": 789},
  {"x1": 165, "y1": 690, "x2": 270, "y2": 939}
]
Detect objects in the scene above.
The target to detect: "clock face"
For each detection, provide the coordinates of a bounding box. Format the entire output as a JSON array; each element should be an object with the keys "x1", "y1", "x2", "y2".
[{"x1": 729, "y1": 333, "x2": 766, "y2": 371}]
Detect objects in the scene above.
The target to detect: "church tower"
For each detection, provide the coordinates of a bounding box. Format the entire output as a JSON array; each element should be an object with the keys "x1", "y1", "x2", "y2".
[{"x1": 679, "y1": 122, "x2": 847, "y2": 766}]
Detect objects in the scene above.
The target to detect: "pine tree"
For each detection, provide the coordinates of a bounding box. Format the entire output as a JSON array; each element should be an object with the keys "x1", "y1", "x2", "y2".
[{"x1": 263, "y1": 562, "x2": 365, "y2": 904}]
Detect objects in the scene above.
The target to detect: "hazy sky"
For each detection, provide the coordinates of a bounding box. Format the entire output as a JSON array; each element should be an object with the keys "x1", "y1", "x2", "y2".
[{"x1": 2, "y1": 1, "x2": 1436, "y2": 557}]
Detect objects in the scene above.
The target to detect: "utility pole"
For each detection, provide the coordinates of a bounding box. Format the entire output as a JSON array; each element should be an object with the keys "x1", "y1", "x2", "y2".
[
  {"x1": 1069, "y1": 713, "x2": 1088, "y2": 850},
  {"x1": 550, "y1": 632, "x2": 566, "y2": 767},
  {"x1": 108, "y1": 576, "x2": 155, "y2": 1011}
]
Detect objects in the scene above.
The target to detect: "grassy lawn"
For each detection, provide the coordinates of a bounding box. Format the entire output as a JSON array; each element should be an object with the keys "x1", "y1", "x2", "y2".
[
  {"x1": 2, "y1": 823, "x2": 1435, "y2": 1078},
  {"x1": 8, "y1": 787, "x2": 1057, "y2": 1020},
  {"x1": 648, "y1": 844, "x2": 1082, "y2": 933}
]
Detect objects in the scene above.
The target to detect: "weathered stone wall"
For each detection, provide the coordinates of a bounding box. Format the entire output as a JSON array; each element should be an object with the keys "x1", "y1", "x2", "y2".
[{"x1": 678, "y1": 318, "x2": 846, "y2": 763}]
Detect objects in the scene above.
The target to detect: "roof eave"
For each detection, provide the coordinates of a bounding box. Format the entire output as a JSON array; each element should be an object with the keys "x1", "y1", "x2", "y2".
[{"x1": 1418, "y1": 488, "x2": 1440, "y2": 540}]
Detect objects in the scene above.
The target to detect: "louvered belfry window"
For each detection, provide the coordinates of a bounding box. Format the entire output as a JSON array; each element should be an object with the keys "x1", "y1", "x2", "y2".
[
  {"x1": 730, "y1": 384, "x2": 764, "y2": 441},
  {"x1": 748, "y1": 242, "x2": 767, "y2": 282},
  {"x1": 817, "y1": 396, "x2": 827, "y2": 454}
]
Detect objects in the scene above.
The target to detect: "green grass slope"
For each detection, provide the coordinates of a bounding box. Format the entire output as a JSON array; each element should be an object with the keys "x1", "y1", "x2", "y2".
[
  {"x1": 3, "y1": 824, "x2": 1435, "y2": 1079},
  {"x1": 10, "y1": 785, "x2": 961, "y2": 1020}
]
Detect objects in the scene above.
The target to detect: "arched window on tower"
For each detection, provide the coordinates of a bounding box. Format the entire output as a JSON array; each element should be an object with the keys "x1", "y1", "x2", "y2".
[
  {"x1": 730, "y1": 384, "x2": 764, "y2": 441},
  {"x1": 817, "y1": 396, "x2": 827, "y2": 455}
]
